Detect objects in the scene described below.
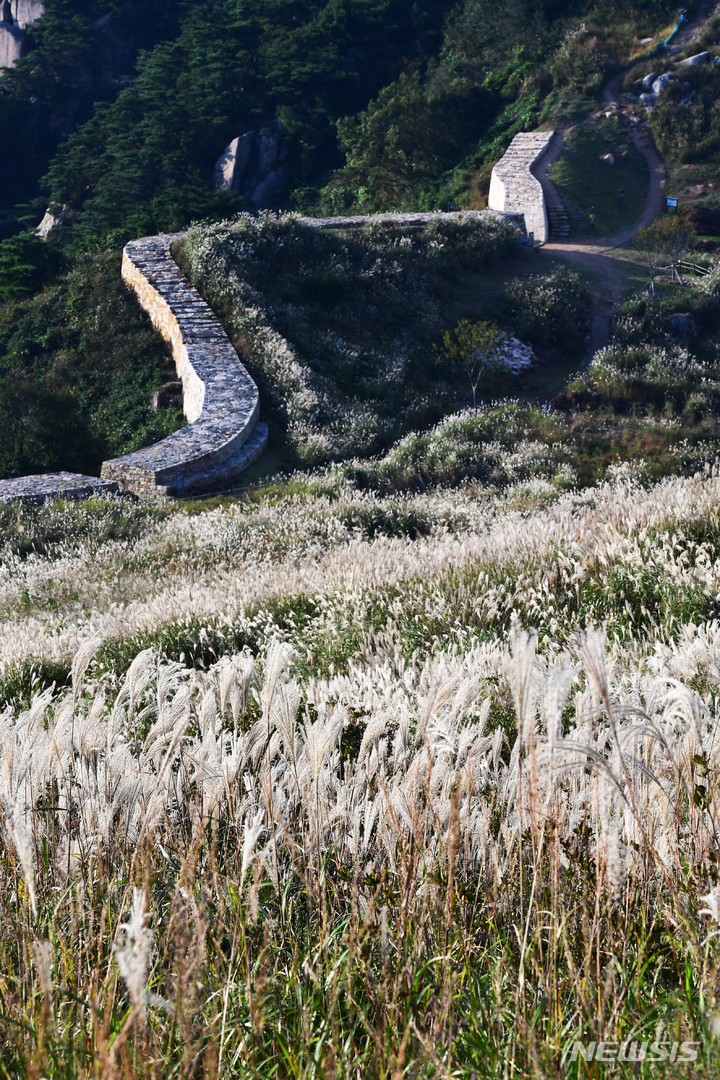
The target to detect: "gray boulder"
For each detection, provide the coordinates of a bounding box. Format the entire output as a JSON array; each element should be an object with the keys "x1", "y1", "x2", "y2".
[
  {"x1": 0, "y1": 20, "x2": 24, "y2": 68},
  {"x1": 667, "y1": 312, "x2": 697, "y2": 335},
  {"x1": 652, "y1": 72, "x2": 675, "y2": 96},
  {"x1": 1, "y1": 0, "x2": 43, "y2": 69},
  {"x1": 677, "y1": 51, "x2": 710, "y2": 67},
  {"x1": 213, "y1": 132, "x2": 255, "y2": 196},
  {"x1": 257, "y1": 127, "x2": 283, "y2": 174},
  {"x1": 12, "y1": 0, "x2": 44, "y2": 29},
  {"x1": 35, "y1": 205, "x2": 76, "y2": 239},
  {"x1": 641, "y1": 71, "x2": 658, "y2": 90},
  {"x1": 212, "y1": 121, "x2": 289, "y2": 208},
  {"x1": 246, "y1": 168, "x2": 289, "y2": 210}
]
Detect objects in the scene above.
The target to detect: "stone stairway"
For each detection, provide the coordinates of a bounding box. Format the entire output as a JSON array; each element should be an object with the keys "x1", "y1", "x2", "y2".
[
  {"x1": 529, "y1": 130, "x2": 570, "y2": 242},
  {"x1": 547, "y1": 205, "x2": 570, "y2": 238}
]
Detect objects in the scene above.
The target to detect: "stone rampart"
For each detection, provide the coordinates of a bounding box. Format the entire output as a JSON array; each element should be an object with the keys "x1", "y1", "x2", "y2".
[
  {"x1": 100, "y1": 235, "x2": 267, "y2": 498},
  {"x1": 488, "y1": 132, "x2": 554, "y2": 245},
  {"x1": 0, "y1": 211, "x2": 526, "y2": 503},
  {"x1": 0, "y1": 472, "x2": 118, "y2": 506},
  {"x1": 296, "y1": 209, "x2": 518, "y2": 230}
]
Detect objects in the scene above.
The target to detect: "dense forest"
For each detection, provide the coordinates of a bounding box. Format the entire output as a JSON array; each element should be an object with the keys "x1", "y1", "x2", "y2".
[{"x1": 0, "y1": 0, "x2": 693, "y2": 477}]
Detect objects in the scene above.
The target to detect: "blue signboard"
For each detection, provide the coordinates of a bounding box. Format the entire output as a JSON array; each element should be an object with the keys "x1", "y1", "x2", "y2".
[{"x1": 666, "y1": 198, "x2": 678, "y2": 208}]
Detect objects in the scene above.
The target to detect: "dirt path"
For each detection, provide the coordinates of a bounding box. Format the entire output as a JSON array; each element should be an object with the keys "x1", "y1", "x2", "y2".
[
  {"x1": 533, "y1": 5, "x2": 713, "y2": 356},
  {"x1": 534, "y1": 90, "x2": 666, "y2": 353}
]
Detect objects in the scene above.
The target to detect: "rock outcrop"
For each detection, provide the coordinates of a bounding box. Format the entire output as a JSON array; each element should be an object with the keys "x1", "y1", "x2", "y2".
[
  {"x1": 212, "y1": 121, "x2": 289, "y2": 209},
  {"x1": 488, "y1": 131, "x2": 554, "y2": 245},
  {"x1": 638, "y1": 53, "x2": 718, "y2": 109},
  {"x1": 0, "y1": 0, "x2": 43, "y2": 69},
  {"x1": 678, "y1": 51, "x2": 712, "y2": 67},
  {"x1": 100, "y1": 235, "x2": 267, "y2": 498},
  {"x1": 499, "y1": 338, "x2": 536, "y2": 374},
  {"x1": 35, "y1": 205, "x2": 76, "y2": 239}
]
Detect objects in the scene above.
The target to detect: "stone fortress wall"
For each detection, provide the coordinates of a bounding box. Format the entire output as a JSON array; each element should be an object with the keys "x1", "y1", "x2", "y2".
[
  {"x1": 488, "y1": 131, "x2": 555, "y2": 245},
  {"x1": 99, "y1": 235, "x2": 267, "y2": 498},
  {"x1": 0, "y1": 183, "x2": 538, "y2": 504}
]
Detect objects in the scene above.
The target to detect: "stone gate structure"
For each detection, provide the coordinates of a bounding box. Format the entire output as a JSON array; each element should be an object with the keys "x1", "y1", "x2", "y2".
[{"x1": 488, "y1": 131, "x2": 554, "y2": 245}]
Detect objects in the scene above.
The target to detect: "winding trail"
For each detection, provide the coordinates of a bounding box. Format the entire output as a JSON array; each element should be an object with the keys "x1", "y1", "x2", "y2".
[
  {"x1": 534, "y1": 90, "x2": 666, "y2": 354},
  {"x1": 534, "y1": 5, "x2": 712, "y2": 355}
]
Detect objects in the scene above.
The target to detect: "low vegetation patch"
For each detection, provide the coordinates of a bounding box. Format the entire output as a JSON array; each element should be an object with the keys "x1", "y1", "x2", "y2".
[
  {"x1": 651, "y1": 61, "x2": 720, "y2": 166},
  {"x1": 179, "y1": 214, "x2": 547, "y2": 466},
  {"x1": 559, "y1": 265, "x2": 720, "y2": 423},
  {"x1": 548, "y1": 112, "x2": 648, "y2": 237},
  {"x1": 180, "y1": 215, "x2": 600, "y2": 470},
  {"x1": 1, "y1": 468, "x2": 720, "y2": 1074}
]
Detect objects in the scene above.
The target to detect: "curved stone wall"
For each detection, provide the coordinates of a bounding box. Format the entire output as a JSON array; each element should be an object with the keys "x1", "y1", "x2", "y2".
[
  {"x1": 488, "y1": 131, "x2": 554, "y2": 246},
  {"x1": 0, "y1": 212, "x2": 525, "y2": 504},
  {"x1": 100, "y1": 235, "x2": 267, "y2": 498},
  {"x1": 0, "y1": 472, "x2": 118, "y2": 506}
]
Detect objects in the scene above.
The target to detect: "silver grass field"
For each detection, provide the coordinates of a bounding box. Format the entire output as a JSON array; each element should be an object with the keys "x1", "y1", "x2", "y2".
[{"x1": 1, "y1": 464, "x2": 720, "y2": 1075}]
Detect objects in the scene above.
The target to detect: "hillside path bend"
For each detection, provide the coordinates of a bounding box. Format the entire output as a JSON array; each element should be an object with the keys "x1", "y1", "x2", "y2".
[
  {"x1": 533, "y1": 3, "x2": 714, "y2": 355},
  {"x1": 533, "y1": 88, "x2": 666, "y2": 353}
]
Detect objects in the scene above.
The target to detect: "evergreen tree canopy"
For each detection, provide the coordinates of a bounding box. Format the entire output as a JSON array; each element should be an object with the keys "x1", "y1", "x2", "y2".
[{"x1": 41, "y1": 0, "x2": 452, "y2": 238}]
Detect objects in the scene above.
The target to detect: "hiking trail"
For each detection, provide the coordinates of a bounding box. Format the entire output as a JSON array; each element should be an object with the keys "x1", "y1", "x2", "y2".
[{"x1": 534, "y1": 4, "x2": 712, "y2": 356}]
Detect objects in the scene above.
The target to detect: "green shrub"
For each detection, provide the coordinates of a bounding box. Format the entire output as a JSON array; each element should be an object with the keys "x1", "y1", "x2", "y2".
[
  {"x1": 0, "y1": 496, "x2": 169, "y2": 560},
  {"x1": 558, "y1": 285, "x2": 720, "y2": 424},
  {"x1": 505, "y1": 267, "x2": 589, "y2": 350},
  {"x1": 650, "y1": 65, "x2": 720, "y2": 164},
  {"x1": 0, "y1": 233, "x2": 67, "y2": 301},
  {"x1": 549, "y1": 25, "x2": 617, "y2": 95},
  {"x1": 330, "y1": 71, "x2": 498, "y2": 212},
  {"x1": 0, "y1": 658, "x2": 71, "y2": 710}
]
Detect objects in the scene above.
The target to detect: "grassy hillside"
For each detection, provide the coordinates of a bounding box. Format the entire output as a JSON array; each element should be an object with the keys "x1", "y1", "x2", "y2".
[
  {"x1": 2, "y1": 1, "x2": 720, "y2": 1075},
  {"x1": 173, "y1": 211, "x2": 720, "y2": 487},
  {"x1": 0, "y1": 0, "x2": 701, "y2": 481},
  {"x1": 1, "y1": 464, "x2": 720, "y2": 1074},
  {"x1": 178, "y1": 214, "x2": 592, "y2": 466},
  {"x1": 547, "y1": 112, "x2": 648, "y2": 237}
]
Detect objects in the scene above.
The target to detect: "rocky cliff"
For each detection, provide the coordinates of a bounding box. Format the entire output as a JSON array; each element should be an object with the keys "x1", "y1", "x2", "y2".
[
  {"x1": 212, "y1": 121, "x2": 290, "y2": 209},
  {"x1": 0, "y1": 0, "x2": 43, "y2": 68}
]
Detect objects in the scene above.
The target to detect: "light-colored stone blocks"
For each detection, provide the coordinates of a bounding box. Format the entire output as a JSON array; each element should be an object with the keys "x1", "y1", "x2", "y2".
[
  {"x1": 0, "y1": 0, "x2": 44, "y2": 69},
  {"x1": 488, "y1": 131, "x2": 554, "y2": 245},
  {"x1": 100, "y1": 235, "x2": 267, "y2": 498},
  {"x1": 0, "y1": 472, "x2": 118, "y2": 505}
]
